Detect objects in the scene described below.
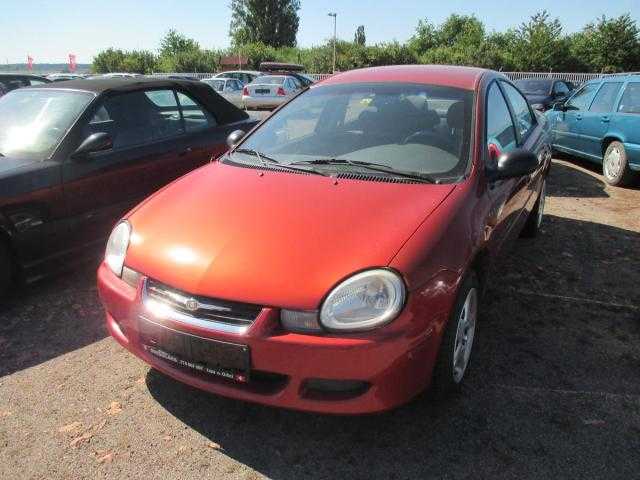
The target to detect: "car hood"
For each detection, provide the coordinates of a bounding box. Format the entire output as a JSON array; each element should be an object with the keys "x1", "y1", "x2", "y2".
[
  {"x1": 0, "y1": 155, "x2": 40, "y2": 177},
  {"x1": 125, "y1": 162, "x2": 455, "y2": 309}
]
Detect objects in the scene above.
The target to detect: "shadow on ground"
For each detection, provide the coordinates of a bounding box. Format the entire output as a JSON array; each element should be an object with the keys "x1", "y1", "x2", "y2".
[
  {"x1": 146, "y1": 215, "x2": 640, "y2": 477},
  {"x1": 0, "y1": 260, "x2": 106, "y2": 377}
]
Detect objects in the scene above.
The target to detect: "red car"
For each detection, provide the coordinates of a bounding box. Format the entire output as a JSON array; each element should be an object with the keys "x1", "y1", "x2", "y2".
[{"x1": 98, "y1": 66, "x2": 551, "y2": 414}]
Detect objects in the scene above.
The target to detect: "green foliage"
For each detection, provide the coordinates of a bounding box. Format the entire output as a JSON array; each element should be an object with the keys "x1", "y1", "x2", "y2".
[
  {"x1": 354, "y1": 25, "x2": 366, "y2": 46},
  {"x1": 93, "y1": 11, "x2": 640, "y2": 74},
  {"x1": 92, "y1": 48, "x2": 157, "y2": 74},
  {"x1": 570, "y1": 14, "x2": 640, "y2": 73},
  {"x1": 230, "y1": 0, "x2": 301, "y2": 48}
]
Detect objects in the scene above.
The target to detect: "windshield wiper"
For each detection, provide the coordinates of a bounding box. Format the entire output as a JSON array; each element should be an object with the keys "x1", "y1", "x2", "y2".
[
  {"x1": 292, "y1": 158, "x2": 438, "y2": 183},
  {"x1": 230, "y1": 148, "x2": 328, "y2": 176}
]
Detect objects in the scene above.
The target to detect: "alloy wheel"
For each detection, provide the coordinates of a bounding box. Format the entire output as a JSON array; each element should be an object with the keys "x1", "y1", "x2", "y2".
[{"x1": 452, "y1": 287, "x2": 478, "y2": 383}]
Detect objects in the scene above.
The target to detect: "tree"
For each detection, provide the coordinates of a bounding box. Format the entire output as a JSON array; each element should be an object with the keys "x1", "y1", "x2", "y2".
[
  {"x1": 230, "y1": 0, "x2": 301, "y2": 48},
  {"x1": 354, "y1": 25, "x2": 366, "y2": 46},
  {"x1": 157, "y1": 30, "x2": 220, "y2": 72},
  {"x1": 160, "y1": 29, "x2": 200, "y2": 57},
  {"x1": 408, "y1": 19, "x2": 438, "y2": 54},
  {"x1": 509, "y1": 11, "x2": 571, "y2": 71},
  {"x1": 92, "y1": 48, "x2": 126, "y2": 73},
  {"x1": 570, "y1": 14, "x2": 640, "y2": 72}
]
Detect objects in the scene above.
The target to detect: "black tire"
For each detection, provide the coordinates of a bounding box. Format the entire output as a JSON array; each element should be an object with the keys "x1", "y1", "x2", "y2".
[
  {"x1": 0, "y1": 240, "x2": 12, "y2": 299},
  {"x1": 430, "y1": 272, "x2": 480, "y2": 399},
  {"x1": 603, "y1": 141, "x2": 636, "y2": 187},
  {"x1": 520, "y1": 179, "x2": 546, "y2": 238}
]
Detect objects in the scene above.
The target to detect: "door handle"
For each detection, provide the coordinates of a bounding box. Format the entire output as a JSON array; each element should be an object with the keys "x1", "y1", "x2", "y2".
[
  {"x1": 575, "y1": 114, "x2": 582, "y2": 120},
  {"x1": 178, "y1": 147, "x2": 193, "y2": 157},
  {"x1": 601, "y1": 116, "x2": 610, "y2": 123}
]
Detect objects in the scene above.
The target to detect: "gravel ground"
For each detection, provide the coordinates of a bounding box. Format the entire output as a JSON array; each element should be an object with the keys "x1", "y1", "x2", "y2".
[{"x1": 1, "y1": 158, "x2": 639, "y2": 479}]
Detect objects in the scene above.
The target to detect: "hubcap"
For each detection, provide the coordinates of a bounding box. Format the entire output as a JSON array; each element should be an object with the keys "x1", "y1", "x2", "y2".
[
  {"x1": 605, "y1": 147, "x2": 622, "y2": 179},
  {"x1": 452, "y1": 288, "x2": 478, "y2": 383},
  {"x1": 537, "y1": 180, "x2": 546, "y2": 228}
]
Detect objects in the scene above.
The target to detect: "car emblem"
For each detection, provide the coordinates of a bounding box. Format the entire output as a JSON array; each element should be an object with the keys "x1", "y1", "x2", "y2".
[{"x1": 184, "y1": 298, "x2": 199, "y2": 311}]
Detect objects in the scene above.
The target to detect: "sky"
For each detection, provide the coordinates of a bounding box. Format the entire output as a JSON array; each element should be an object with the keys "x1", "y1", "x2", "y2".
[{"x1": 1, "y1": 0, "x2": 639, "y2": 64}]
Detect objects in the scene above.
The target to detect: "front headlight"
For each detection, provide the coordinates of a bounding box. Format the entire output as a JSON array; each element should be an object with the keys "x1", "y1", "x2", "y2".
[
  {"x1": 320, "y1": 269, "x2": 406, "y2": 332},
  {"x1": 105, "y1": 221, "x2": 131, "y2": 277}
]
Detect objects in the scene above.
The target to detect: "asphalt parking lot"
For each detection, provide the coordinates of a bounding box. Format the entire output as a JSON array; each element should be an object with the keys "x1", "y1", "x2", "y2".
[{"x1": 1, "y1": 157, "x2": 639, "y2": 479}]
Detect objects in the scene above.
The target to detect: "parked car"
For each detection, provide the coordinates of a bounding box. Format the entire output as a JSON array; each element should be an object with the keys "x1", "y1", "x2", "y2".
[
  {"x1": 0, "y1": 74, "x2": 51, "y2": 97},
  {"x1": 514, "y1": 78, "x2": 575, "y2": 112},
  {"x1": 0, "y1": 78, "x2": 257, "y2": 294},
  {"x1": 547, "y1": 74, "x2": 640, "y2": 186},
  {"x1": 213, "y1": 70, "x2": 260, "y2": 85},
  {"x1": 97, "y1": 65, "x2": 551, "y2": 414},
  {"x1": 86, "y1": 73, "x2": 142, "y2": 80},
  {"x1": 258, "y1": 62, "x2": 315, "y2": 88},
  {"x1": 201, "y1": 77, "x2": 244, "y2": 108},
  {"x1": 242, "y1": 74, "x2": 304, "y2": 109}
]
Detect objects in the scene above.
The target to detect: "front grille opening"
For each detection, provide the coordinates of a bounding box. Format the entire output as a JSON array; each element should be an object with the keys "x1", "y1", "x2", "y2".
[
  {"x1": 301, "y1": 378, "x2": 370, "y2": 401},
  {"x1": 146, "y1": 278, "x2": 262, "y2": 327}
]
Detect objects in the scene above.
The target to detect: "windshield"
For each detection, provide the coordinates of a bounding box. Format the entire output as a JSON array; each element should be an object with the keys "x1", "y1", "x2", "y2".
[
  {"x1": 514, "y1": 79, "x2": 553, "y2": 95},
  {"x1": 205, "y1": 79, "x2": 225, "y2": 92},
  {"x1": 252, "y1": 76, "x2": 285, "y2": 85},
  {"x1": 228, "y1": 83, "x2": 473, "y2": 181},
  {"x1": 0, "y1": 89, "x2": 93, "y2": 159}
]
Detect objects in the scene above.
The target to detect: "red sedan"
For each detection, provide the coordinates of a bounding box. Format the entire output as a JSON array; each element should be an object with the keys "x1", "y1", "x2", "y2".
[{"x1": 98, "y1": 65, "x2": 551, "y2": 414}]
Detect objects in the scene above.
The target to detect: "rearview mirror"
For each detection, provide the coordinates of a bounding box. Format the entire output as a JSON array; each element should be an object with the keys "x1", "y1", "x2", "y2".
[
  {"x1": 226, "y1": 129, "x2": 246, "y2": 149},
  {"x1": 488, "y1": 148, "x2": 539, "y2": 181},
  {"x1": 72, "y1": 132, "x2": 113, "y2": 160}
]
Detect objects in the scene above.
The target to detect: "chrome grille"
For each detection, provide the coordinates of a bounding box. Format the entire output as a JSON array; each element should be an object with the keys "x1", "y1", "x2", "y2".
[{"x1": 145, "y1": 278, "x2": 262, "y2": 328}]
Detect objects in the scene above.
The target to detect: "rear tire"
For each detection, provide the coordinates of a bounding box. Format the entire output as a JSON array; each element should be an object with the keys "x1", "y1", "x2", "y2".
[
  {"x1": 603, "y1": 141, "x2": 636, "y2": 187},
  {"x1": 430, "y1": 272, "x2": 479, "y2": 399},
  {"x1": 521, "y1": 179, "x2": 546, "y2": 238}
]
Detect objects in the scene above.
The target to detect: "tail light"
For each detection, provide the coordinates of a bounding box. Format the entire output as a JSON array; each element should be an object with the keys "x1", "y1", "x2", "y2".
[
  {"x1": 277, "y1": 87, "x2": 286, "y2": 96},
  {"x1": 242, "y1": 86, "x2": 249, "y2": 96}
]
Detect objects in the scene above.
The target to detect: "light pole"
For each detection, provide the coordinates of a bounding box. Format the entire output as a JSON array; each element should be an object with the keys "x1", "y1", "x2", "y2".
[{"x1": 328, "y1": 12, "x2": 337, "y2": 73}]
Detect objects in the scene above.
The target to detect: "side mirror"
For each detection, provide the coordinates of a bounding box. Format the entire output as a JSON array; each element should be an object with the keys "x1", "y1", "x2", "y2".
[
  {"x1": 488, "y1": 148, "x2": 539, "y2": 181},
  {"x1": 226, "y1": 129, "x2": 246, "y2": 149},
  {"x1": 71, "y1": 132, "x2": 113, "y2": 160}
]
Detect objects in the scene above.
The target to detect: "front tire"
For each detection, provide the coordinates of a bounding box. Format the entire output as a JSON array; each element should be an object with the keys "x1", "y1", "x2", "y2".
[
  {"x1": 603, "y1": 141, "x2": 636, "y2": 187},
  {"x1": 431, "y1": 273, "x2": 479, "y2": 399},
  {"x1": 521, "y1": 179, "x2": 546, "y2": 238}
]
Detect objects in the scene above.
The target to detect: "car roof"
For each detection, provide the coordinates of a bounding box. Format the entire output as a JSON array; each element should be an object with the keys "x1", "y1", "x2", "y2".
[
  {"x1": 320, "y1": 65, "x2": 490, "y2": 91},
  {"x1": 0, "y1": 73, "x2": 50, "y2": 81},
  {"x1": 28, "y1": 78, "x2": 250, "y2": 124},
  {"x1": 588, "y1": 73, "x2": 640, "y2": 84}
]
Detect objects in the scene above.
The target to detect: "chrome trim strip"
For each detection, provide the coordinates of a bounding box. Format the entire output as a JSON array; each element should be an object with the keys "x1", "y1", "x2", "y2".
[{"x1": 141, "y1": 279, "x2": 250, "y2": 335}]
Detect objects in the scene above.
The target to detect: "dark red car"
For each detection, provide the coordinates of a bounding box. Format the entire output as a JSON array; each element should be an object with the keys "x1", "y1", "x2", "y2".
[
  {"x1": 98, "y1": 66, "x2": 551, "y2": 414},
  {"x1": 0, "y1": 78, "x2": 256, "y2": 293}
]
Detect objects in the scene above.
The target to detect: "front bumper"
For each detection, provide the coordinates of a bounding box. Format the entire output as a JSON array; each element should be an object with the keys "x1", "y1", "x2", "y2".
[{"x1": 97, "y1": 263, "x2": 445, "y2": 414}]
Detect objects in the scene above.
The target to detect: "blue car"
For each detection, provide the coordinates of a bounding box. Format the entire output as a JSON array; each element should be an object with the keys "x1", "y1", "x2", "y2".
[{"x1": 547, "y1": 74, "x2": 640, "y2": 186}]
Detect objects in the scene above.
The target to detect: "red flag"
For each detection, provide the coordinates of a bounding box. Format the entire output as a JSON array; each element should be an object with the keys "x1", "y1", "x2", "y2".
[
  {"x1": 27, "y1": 55, "x2": 34, "y2": 70},
  {"x1": 68, "y1": 54, "x2": 77, "y2": 72}
]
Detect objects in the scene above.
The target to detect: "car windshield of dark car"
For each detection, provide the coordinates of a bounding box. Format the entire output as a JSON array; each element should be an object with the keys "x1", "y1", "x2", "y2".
[
  {"x1": 228, "y1": 83, "x2": 473, "y2": 181},
  {"x1": 0, "y1": 89, "x2": 93, "y2": 160},
  {"x1": 514, "y1": 79, "x2": 552, "y2": 95}
]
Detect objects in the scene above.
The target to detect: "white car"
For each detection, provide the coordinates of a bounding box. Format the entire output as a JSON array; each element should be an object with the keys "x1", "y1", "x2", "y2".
[
  {"x1": 202, "y1": 77, "x2": 244, "y2": 108},
  {"x1": 242, "y1": 75, "x2": 304, "y2": 110},
  {"x1": 213, "y1": 70, "x2": 260, "y2": 86}
]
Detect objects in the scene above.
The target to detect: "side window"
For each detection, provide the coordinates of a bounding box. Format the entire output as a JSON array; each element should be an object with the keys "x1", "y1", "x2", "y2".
[
  {"x1": 176, "y1": 91, "x2": 217, "y2": 131},
  {"x1": 486, "y1": 83, "x2": 517, "y2": 153},
  {"x1": 566, "y1": 83, "x2": 599, "y2": 111},
  {"x1": 554, "y1": 82, "x2": 570, "y2": 95},
  {"x1": 233, "y1": 80, "x2": 243, "y2": 91},
  {"x1": 501, "y1": 82, "x2": 535, "y2": 140},
  {"x1": 291, "y1": 77, "x2": 302, "y2": 89},
  {"x1": 618, "y1": 83, "x2": 640, "y2": 114},
  {"x1": 87, "y1": 90, "x2": 183, "y2": 150},
  {"x1": 589, "y1": 83, "x2": 623, "y2": 113}
]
